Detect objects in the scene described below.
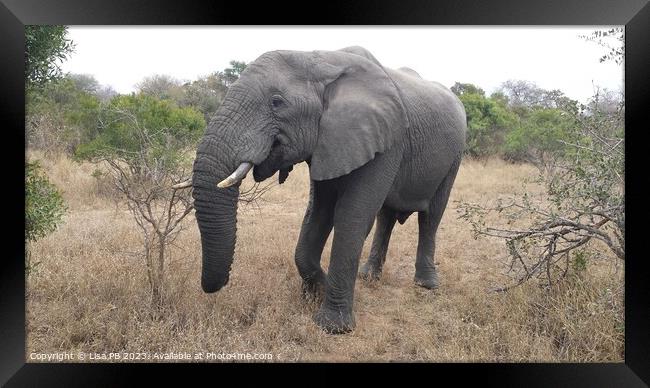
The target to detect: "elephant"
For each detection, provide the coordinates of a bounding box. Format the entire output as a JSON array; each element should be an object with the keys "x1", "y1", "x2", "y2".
[{"x1": 187, "y1": 46, "x2": 466, "y2": 334}]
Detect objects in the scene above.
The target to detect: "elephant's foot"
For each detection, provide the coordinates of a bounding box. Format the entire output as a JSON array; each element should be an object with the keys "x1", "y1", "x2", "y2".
[
  {"x1": 359, "y1": 261, "x2": 382, "y2": 281},
  {"x1": 414, "y1": 271, "x2": 440, "y2": 290},
  {"x1": 301, "y1": 271, "x2": 327, "y2": 302},
  {"x1": 313, "y1": 305, "x2": 355, "y2": 334}
]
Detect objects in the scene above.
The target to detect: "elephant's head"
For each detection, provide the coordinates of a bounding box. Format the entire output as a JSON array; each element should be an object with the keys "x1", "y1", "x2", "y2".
[{"x1": 192, "y1": 46, "x2": 409, "y2": 293}]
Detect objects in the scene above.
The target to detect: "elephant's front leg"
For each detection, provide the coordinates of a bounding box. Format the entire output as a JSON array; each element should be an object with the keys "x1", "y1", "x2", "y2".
[
  {"x1": 314, "y1": 216, "x2": 376, "y2": 334},
  {"x1": 295, "y1": 180, "x2": 336, "y2": 301},
  {"x1": 313, "y1": 150, "x2": 402, "y2": 334}
]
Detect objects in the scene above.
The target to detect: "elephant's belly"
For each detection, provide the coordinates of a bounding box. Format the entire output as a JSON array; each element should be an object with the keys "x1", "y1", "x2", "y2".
[
  {"x1": 384, "y1": 192, "x2": 433, "y2": 213},
  {"x1": 383, "y1": 160, "x2": 448, "y2": 213},
  {"x1": 383, "y1": 184, "x2": 437, "y2": 213}
]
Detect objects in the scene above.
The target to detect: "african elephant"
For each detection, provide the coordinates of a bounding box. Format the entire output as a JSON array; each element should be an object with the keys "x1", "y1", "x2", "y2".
[{"x1": 188, "y1": 46, "x2": 466, "y2": 334}]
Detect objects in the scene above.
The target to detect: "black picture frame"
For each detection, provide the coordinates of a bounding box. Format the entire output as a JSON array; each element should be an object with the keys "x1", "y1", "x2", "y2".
[{"x1": 2, "y1": 0, "x2": 648, "y2": 385}]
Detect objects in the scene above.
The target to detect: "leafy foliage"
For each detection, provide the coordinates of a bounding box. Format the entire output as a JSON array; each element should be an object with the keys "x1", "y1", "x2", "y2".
[
  {"x1": 25, "y1": 25, "x2": 75, "y2": 88},
  {"x1": 26, "y1": 59, "x2": 245, "y2": 157},
  {"x1": 178, "y1": 73, "x2": 228, "y2": 123},
  {"x1": 221, "y1": 60, "x2": 247, "y2": 86},
  {"x1": 68, "y1": 73, "x2": 100, "y2": 94},
  {"x1": 136, "y1": 74, "x2": 184, "y2": 101},
  {"x1": 451, "y1": 82, "x2": 485, "y2": 97},
  {"x1": 75, "y1": 93, "x2": 205, "y2": 171},
  {"x1": 497, "y1": 81, "x2": 581, "y2": 169},
  {"x1": 455, "y1": 86, "x2": 519, "y2": 158},
  {"x1": 503, "y1": 108, "x2": 579, "y2": 168},
  {"x1": 25, "y1": 161, "x2": 66, "y2": 242},
  {"x1": 452, "y1": 79, "x2": 583, "y2": 166},
  {"x1": 134, "y1": 63, "x2": 245, "y2": 123},
  {"x1": 580, "y1": 28, "x2": 624, "y2": 65},
  {"x1": 27, "y1": 76, "x2": 102, "y2": 154}
]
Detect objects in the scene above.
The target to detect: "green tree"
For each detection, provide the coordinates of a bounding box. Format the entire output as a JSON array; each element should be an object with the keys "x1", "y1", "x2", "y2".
[
  {"x1": 489, "y1": 91, "x2": 510, "y2": 106},
  {"x1": 25, "y1": 25, "x2": 74, "y2": 89},
  {"x1": 503, "y1": 108, "x2": 578, "y2": 169},
  {"x1": 178, "y1": 72, "x2": 228, "y2": 123},
  {"x1": 136, "y1": 74, "x2": 184, "y2": 101},
  {"x1": 456, "y1": 87, "x2": 518, "y2": 157},
  {"x1": 26, "y1": 76, "x2": 101, "y2": 154},
  {"x1": 76, "y1": 94, "x2": 204, "y2": 166},
  {"x1": 493, "y1": 80, "x2": 580, "y2": 169},
  {"x1": 133, "y1": 61, "x2": 247, "y2": 124},
  {"x1": 451, "y1": 82, "x2": 485, "y2": 97},
  {"x1": 25, "y1": 160, "x2": 66, "y2": 274},
  {"x1": 68, "y1": 73, "x2": 100, "y2": 94},
  {"x1": 25, "y1": 161, "x2": 66, "y2": 243},
  {"x1": 221, "y1": 60, "x2": 247, "y2": 86}
]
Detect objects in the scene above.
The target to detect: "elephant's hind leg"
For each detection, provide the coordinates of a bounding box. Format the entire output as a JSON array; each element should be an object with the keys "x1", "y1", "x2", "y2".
[
  {"x1": 414, "y1": 157, "x2": 461, "y2": 289},
  {"x1": 359, "y1": 206, "x2": 397, "y2": 281},
  {"x1": 295, "y1": 180, "x2": 336, "y2": 301}
]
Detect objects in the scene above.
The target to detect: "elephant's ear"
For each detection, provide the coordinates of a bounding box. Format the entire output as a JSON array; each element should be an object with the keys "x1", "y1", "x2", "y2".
[{"x1": 308, "y1": 49, "x2": 409, "y2": 181}]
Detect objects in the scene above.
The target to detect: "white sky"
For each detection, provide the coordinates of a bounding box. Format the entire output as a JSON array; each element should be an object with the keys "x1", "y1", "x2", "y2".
[{"x1": 62, "y1": 26, "x2": 623, "y2": 104}]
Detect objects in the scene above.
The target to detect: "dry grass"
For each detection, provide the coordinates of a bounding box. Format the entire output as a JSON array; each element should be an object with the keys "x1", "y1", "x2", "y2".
[{"x1": 26, "y1": 153, "x2": 624, "y2": 362}]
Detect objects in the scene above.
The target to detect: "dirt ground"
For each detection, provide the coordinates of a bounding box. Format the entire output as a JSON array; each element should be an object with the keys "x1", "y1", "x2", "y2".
[{"x1": 26, "y1": 153, "x2": 624, "y2": 362}]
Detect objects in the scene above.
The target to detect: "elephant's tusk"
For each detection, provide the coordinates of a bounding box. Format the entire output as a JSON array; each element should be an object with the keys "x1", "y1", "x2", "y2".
[
  {"x1": 172, "y1": 179, "x2": 193, "y2": 190},
  {"x1": 217, "y1": 162, "x2": 254, "y2": 188}
]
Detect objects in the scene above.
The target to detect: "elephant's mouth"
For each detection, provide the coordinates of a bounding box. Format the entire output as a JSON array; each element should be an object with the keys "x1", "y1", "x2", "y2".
[
  {"x1": 253, "y1": 161, "x2": 293, "y2": 184},
  {"x1": 252, "y1": 163, "x2": 276, "y2": 182},
  {"x1": 253, "y1": 139, "x2": 293, "y2": 184}
]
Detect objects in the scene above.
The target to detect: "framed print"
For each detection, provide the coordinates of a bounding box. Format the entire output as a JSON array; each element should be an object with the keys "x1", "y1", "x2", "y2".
[{"x1": 2, "y1": 0, "x2": 648, "y2": 385}]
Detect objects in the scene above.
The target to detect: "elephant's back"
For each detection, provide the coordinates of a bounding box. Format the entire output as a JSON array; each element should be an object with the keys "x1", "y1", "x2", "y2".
[
  {"x1": 397, "y1": 67, "x2": 422, "y2": 78},
  {"x1": 388, "y1": 68, "x2": 466, "y2": 139}
]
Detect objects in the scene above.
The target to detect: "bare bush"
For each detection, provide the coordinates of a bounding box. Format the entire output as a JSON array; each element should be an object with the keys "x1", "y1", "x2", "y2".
[
  {"x1": 78, "y1": 98, "x2": 204, "y2": 307},
  {"x1": 457, "y1": 90, "x2": 624, "y2": 290},
  {"x1": 99, "y1": 157, "x2": 194, "y2": 306}
]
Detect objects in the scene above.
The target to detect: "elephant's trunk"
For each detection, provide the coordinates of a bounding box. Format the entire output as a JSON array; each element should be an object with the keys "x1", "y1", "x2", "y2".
[
  {"x1": 191, "y1": 82, "x2": 275, "y2": 293},
  {"x1": 192, "y1": 134, "x2": 241, "y2": 293}
]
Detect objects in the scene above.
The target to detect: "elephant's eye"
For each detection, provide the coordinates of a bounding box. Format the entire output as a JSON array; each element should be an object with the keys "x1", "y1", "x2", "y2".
[{"x1": 271, "y1": 95, "x2": 286, "y2": 109}]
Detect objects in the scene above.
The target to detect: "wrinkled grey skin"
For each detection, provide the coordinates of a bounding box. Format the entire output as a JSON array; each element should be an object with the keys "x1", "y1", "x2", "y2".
[{"x1": 192, "y1": 46, "x2": 466, "y2": 334}]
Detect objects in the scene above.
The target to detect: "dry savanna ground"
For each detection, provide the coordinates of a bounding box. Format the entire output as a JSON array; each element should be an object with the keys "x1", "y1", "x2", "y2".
[{"x1": 26, "y1": 152, "x2": 624, "y2": 362}]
